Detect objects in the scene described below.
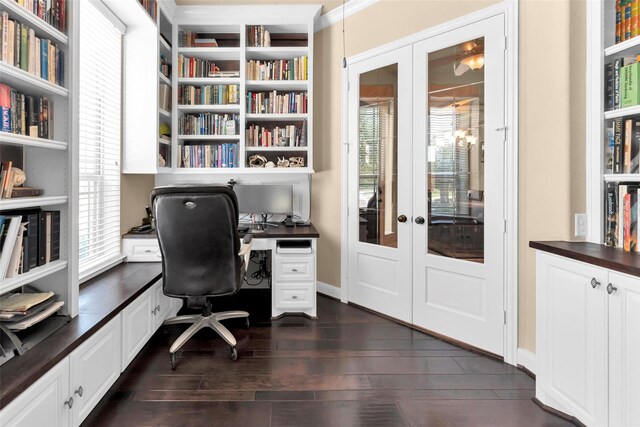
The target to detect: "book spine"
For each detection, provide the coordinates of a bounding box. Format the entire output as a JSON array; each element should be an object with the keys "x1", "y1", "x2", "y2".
[
  {"x1": 49, "y1": 210, "x2": 60, "y2": 261},
  {"x1": 1, "y1": 12, "x2": 8, "y2": 63},
  {"x1": 625, "y1": 118, "x2": 632, "y2": 173},
  {"x1": 631, "y1": 188, "x2": 638, "y2": 252},
  {"x1": 20, "y1": 24, "x2": 27, "y2": 71},
  {"x1": 37, "y1": 211, "x2": 46, "y2": 266},
  {"x1": 614, "y1": 117, "x2": 623, "y2": 173},
  {"x1": 619, "y1": 184, "x2": 628, "y2": 247},
  {"x1": 614, "y1": 58, "x2": 622, "y2": 109},
  {"x1": 624, "y1": 192, "x2": 632, "y2": 251},
  {"x1": 606, "y1": 182, "x2": 619, "y2": 247}
]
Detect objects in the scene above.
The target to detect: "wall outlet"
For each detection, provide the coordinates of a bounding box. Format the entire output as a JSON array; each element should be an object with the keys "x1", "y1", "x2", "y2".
[{"x1": 575, "y1": 213, "x2": 588, "y2": 237}]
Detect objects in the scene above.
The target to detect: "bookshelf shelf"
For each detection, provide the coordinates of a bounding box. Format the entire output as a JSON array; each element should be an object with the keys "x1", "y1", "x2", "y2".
[
  {"x1": 0, "y1": 0, "x2": 68, "y2": 45},
  {"x1": 0, "y1": 132, "x2": 67, "y2": 150},
  {"x1": 177, "y1": 104, "x2": 240, "y2": 112},
  {"x1": 245, "y1": 146, "x2": 308, "y2": 152},
  {"x1": 177, "y1": 47, "x2": 241, "y2": 60},
  {"x1": 173, "y1": 167, "x2": 313, "y2": 174},
  {"x1": 604, "y1": 35, "x2": 640, "y2": 57},
  {"x1": 159, "y1": 35, "x2": 172, "y2": 56},
  {"x1": 159, "y1": 138, "x2": 171, "y2": 146},
  {"x1": 246, "y1": 47, "x2": 308, "y2": 60},
  {"x1": 0, "y1": 62, "x2": 68, "y2": 97},
  {"x1": 0, "y1": 259, "x2": 68, "y2": 296},
  {"x1": 177, "y1": 77, "x2": 241, "y2": 85},
  {"x1": 603, "y1": 105, "x2": 640, "y2": 119},
  {"x1": 604, "y1": 174, "x2": 640, "y2": 182},
  {"x1": 245, "y1": 113, "x2": 308, "y2": 121},
  {"x1": 177, "y1": 135, "x2": 240, "y2": 141},
  {"x1": 159, "y1": 108, "x2": 171, "y2": 119},
  {"x1": 0, "y1": 195, "x2": 68, "y2": 211},
  {"x1": 246, "y1": 80, "x2": 308, "y2": 91},
  {"x1": 159, "y1": 72, "x2": 171, "y2": 86}
]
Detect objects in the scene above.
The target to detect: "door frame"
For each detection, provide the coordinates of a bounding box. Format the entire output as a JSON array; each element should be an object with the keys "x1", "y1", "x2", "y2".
[{"x1": 340, "y1": 0, "x2": 519, "y2": 365}]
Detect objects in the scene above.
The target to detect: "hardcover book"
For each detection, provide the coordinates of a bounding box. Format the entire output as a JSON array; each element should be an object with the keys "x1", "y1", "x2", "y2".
[{"x1": 606, "y1": 182, "x2": 619, "y2": 247}]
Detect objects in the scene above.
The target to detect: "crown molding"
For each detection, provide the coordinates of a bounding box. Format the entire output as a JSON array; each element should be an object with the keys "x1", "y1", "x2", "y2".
[{"x1": 316, "y1": 0, "x2": 379, "y2": 32}]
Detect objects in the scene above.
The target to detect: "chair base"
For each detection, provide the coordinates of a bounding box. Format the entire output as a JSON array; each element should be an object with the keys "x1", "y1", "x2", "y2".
[{"x1": 163, "y1": 310, "x2": 249, "y2": 357}]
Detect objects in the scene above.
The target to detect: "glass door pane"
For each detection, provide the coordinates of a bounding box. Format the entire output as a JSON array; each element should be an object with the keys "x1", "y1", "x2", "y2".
[
  {"x1": 427, "y1": 38, "x2": 485, "y2": 262},
  {"x1": 358, "y1": 64, "x2": 398, "y2": 248}
]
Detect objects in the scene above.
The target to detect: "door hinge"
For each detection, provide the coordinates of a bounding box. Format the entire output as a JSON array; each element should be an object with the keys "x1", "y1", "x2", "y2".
[
  {"x1": 347, "y1": 206, "x2": 350, "y2": 216},
  {"x1": 502, "y1": 36, "x2": 507, "y2": 51},
  {"x1": 503, "y1": 310, "x2": 507, "y2": 325},
  {"x1": 503, "y1": 219, "x2": 507, "y2": 233},
  {"x1": 344, "y1": 142, "x2": 350, "y2": 153}
]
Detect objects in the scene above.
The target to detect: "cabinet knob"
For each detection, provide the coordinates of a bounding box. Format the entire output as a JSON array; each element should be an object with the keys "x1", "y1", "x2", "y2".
[
  {"x1": 145, "y1": 249, "x2": 152, "y2": 253},
  {"x1": 156, "y1": 304, "x2": 161, "y2": 312},
  {"x1": 591, "y1": 278, "x2": 601, "y2": 289},
  {"x1": 291, "y1": 295, "x2": 298, "y2": 300},
  {"x1": 291, "y1": 268, "x2": 298, "y2": 272},
  {"x1": 64, "y1": 397, "x2": 74, "y2": 409},
  {"x1": 607, "y1": 283, "x2": 618, "y2": 295},
  {"x1": 74, "y1": 386, "x2": 84, "y2": 397},
  {"x1": 151, "y1": 307, "x2": 157, "y2": 315}
]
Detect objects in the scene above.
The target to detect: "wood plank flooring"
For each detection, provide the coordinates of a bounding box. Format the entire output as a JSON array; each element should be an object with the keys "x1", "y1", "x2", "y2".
[{"x1": 82, "y1": 292, "x2": 574, "y2": 427}]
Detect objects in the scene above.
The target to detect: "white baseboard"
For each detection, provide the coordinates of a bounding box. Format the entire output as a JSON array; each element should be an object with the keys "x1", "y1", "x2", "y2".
[
  {"x1": 317, "y1": 281, "x2": 342, "y2": 300},
  {"x1": 517, "y1": 348, "x2": 536, "y2": 375}
]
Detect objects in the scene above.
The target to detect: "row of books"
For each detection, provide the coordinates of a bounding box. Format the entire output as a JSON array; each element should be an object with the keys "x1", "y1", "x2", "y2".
[
  {"x1": 138, "y1": 0, "x2": 156, "y2": 22},
  {"x1": 607, "y1": 117, "x2": 640, "y2": 174},
  {"x1": 247, "y1": 25, "x2": 271, "y2": 48},
  {"x1": 178, "y1": 31, "x2": 219, "y2": 48},
  {"x1": 12, "y1": 0, "x2": 66, "y2": 33},
  {"x1": 178, "y1": 84, "x2": 240, "y2": 106},
  {"x1": 0, "y1": 83, "x2": 54, "y2": 138},
  {"x1": 605, "y1": 56, "x2": 640, "y2": 110},
  {"x1": 605, "y1": 183, "x2": 640, "y2": 252},
  {"x1": 1, "y1": 13, "x2": 65, "y2": 87},
  {"x1": 246, "y1": 123, "x2": 307, "y2": 148},
  {"x1": 246, "y1": 91, "x2": 308, "y2": 114},
  {"x1": 177, "y1": 55, "x2": 240, "y2": 79},
  {"x1": 178, "y1": 113, "x2": 239, "y2": 136},
  {"x1": 159, "y1": 54, "x2": 170, "y2": 80},
  {"x1": 178, "y1": 143, "x2": 238, "y2": 168},
  {"x1": 246, "y1": 57, "x2": 308, "y2": 81},
  {"x1": 616, "y1": 0, "x2": 640, "y2": 44},
  {"x1": 0, "y1": 291, "x2": 64, "y2": 331},
  {"x1": 0, "y1": 209, "x2": 60, "y2": 280}
]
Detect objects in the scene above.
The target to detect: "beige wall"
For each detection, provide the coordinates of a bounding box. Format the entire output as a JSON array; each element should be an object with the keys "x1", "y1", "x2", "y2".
[{"x1": 121, "y1": 174, "x2": 156, "y2": 234}]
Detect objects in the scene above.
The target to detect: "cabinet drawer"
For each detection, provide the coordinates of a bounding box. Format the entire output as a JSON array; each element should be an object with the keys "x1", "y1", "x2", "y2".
[
  {"x1": 274, "y1": 255, "x2": 315, "y2": 282},
  {"x1": 123, "y1": 239, "x2": 161, "y2": 262},
  {"x1": 275, "y1": 283, "x2": 315, "y2": 309}
]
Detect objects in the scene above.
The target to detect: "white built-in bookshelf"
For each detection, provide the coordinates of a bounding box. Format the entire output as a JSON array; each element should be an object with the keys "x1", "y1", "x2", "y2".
[
  {"x1": 587, "y1": 1, "x2": 640, "y2": 247},
  {"x1": 0, "y1": 0, "x2": 76, "y2": 322},
  {"x1": 168, "y1": 6, "x2": 320, "y2": 174}
]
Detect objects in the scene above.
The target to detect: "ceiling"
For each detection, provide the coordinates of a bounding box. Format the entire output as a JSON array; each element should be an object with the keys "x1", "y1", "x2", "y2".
[{"x1": 174, "y1": 0, "x2": 346, "y2": 14}]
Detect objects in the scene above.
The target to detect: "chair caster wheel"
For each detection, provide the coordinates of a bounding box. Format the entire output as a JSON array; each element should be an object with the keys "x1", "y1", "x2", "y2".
[
  {"x1": 245, "y1": 317, "x2": 250, "y2": 329},
  {"x1": 230, "y1": 347, "x2": 238, "y2": 361},
  {"x1": 170, "y1": 353, "x2": 176, "y2": 370}
]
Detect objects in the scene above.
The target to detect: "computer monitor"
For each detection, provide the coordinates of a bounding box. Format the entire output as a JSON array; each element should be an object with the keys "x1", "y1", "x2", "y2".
[{"x1": 233, "y1": 184, "x2": 293, "y2": 217}]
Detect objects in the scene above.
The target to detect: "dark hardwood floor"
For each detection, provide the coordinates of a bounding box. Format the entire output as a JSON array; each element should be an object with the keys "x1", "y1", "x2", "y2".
[{"x1": 82, "y1": 291, "x2": 573, "y2": 427}]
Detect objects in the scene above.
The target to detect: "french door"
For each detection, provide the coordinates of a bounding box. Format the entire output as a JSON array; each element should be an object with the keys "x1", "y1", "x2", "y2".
[
  {"x1": 347, "y1": 46, "x2": 413, "y2": 322},
  {"x1": 347, "y1": 15, "x2": 506, "y2": 355}
]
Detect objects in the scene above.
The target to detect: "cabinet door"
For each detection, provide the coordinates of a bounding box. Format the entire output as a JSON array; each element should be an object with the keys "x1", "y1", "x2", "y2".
[
  {"x1": 69, "y1": 315, "x2": 122, "y2": 426},
  {"x1": 0, "y1": 358, "x2": 70, "y2": 427},
  {"x1": 536, "y1": 252, "x2": 608, "y2": 426},
  {"x1": 153, "y1": 280, "x2": 172, "y2": 329},
  {"x1": 608, "y1": 271, "x2": 640, "y2": 427},
  {"x1": 121, "y1": 287, "x2": 155, "y2": 371}
]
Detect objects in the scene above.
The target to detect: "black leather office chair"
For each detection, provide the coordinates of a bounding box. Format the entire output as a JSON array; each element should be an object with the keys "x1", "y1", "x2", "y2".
[{"x1": 151, "y1": 185, "x2": 252, "y2": 368}]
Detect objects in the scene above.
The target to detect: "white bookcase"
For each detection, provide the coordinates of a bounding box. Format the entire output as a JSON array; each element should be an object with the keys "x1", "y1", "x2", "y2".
[
  {"x1": 169, "y1": 5, "x2": 320, "y2": 174},
  {"x1": 0, "y1": 0, "x2": 77, "y2": 318}
]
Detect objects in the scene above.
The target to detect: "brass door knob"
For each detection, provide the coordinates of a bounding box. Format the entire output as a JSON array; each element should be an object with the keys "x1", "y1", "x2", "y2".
[{"x1": 397, "y1": 215, "x2": 407, "y2": 223}]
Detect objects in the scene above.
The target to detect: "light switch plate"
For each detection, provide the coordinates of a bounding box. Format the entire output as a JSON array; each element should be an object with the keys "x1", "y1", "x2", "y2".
[{"x1": 575, "y1": 213, "x2": 588, "y2": 237}]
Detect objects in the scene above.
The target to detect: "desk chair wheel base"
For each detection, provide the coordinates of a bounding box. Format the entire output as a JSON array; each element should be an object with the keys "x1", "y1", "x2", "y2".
[
  {"x1": 245, "y1": 318, "x2": 250, "y2": 329},
  {"x1": 170, "y1": 353, "x2": 176, "y2": 370},
  {"x1": 231, "y1": 346, "x2": 238, "y2": 361}
]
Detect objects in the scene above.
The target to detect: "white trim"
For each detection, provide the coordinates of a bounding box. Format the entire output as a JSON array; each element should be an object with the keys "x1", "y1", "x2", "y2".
[
  {"x1": 316, "y1": 0, "x2": 379, "y2": 32},
  {"x1": 91, "y1": 0, "x2": 127, "y2": 33},
  {"x1": 79, "y1": 255, "x2": 126, "y2": 284},
  {"x1": 517, "y1": 348, "x2": 536, "y2": 375},
  {"x1": 341, "y1": 0, "x2": 519, "y2": 365},
  {"x1": 317, "y1": 281, "x2": 342, "y2": 300},
  {"x1": 341, "y1": 64, "x2": 350, "y2": 304}
]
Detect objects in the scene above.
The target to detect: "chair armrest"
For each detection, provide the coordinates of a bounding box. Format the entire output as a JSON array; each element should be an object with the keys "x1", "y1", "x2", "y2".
[{"x1": 239, "y1": 234, "x2": 253, "y2": 272}]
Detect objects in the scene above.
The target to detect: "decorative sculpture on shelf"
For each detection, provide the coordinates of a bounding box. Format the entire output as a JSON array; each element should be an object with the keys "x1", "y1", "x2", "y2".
[
  {"x1": 248, "y1": 154, "x2": 268, "y2": 167},
  {"x1": 277, "y1": 157, "x2": 290, "y2": 168},
  {"x1": 289, "y1": 157, "x2": 304, "y2": 167},
  {"x1": 11, "y1": 167, "x2": 26, "y2": 186},
  {"x1": 158, "y1": 154, "x2": 166, "y2": 168},
  {"x1": 264, "y1": 161, "x2": 275, "y2": 168}
]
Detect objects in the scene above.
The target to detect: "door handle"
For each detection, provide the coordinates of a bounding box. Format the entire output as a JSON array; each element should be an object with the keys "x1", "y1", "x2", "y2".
[
  {"x1": 397, "y1": 215, "x2": 407, "y2": 223},
  {"x1": 415, "y1": 216, "x2": 425, "y2": 225}
]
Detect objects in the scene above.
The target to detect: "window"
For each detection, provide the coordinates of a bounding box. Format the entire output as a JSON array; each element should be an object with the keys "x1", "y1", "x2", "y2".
[{"x1": 78, "y1": 1, "x2": 124, "y2": 279}]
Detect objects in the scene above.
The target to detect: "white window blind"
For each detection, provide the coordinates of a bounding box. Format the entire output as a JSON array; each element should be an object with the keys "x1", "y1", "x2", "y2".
[{"x1": 78, "y1": 1, "x2": 123, "y2": 279}]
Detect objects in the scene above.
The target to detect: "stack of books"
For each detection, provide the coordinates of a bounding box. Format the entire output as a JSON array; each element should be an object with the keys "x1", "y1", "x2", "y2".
[{"x1": 0, "y1": 291, "x2": 64, "y2": 331}]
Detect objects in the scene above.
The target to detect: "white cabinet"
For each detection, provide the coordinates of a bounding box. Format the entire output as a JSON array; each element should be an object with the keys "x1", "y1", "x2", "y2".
[
  {"x1": 69, "y1": 315, "x2": 122, "y2": 426},
  {"x1": 122, "y1": 237, "x2": 162, "y2": 262},
  {"x1": 608, "y1": 271, "x2": 640, "y2": 427},
  {"x1": 121, "y1": 280, "x2": 175, "y2": 369},
  {"x1": 536, "y1": 251, "x2": 640, "y2": 427},
  {"x1": 0, "y1": 315, "x2": 122, "y2": 427},
  {"x1": 272, "y1": 243, "x2": 316, "y2": 318},
  {"x1": 0, "y1": 358, "x2": 70, "y2": 427}
]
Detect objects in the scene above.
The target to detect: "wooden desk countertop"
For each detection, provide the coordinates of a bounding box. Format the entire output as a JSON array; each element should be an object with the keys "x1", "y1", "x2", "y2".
[
  {"x1": 124, "y1": 223, "x2": 320, "y2": 239},
  {"x1": 0, "y1": 263, "x2": 162, "y2": 408}
]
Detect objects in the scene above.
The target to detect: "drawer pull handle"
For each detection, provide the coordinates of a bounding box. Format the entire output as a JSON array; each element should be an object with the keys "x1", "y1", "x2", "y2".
[
  {"x1": 152, "y1": 307, "x2": 157, "y2": 315},
  {"x1": 156, "y1": 304, "x2": 161, "y2": 312},
  {"x1": 291, "y1": 295, "x2": 298, "y2": 300},
  {"x1": 607, "y1": 283, "x2": 618, "y2": 295},
  {"x1": 145, "y1": 249, "x2": 152, "y2": 253},
  {"x1": 590, "y1": 278, "x2": 600, "y2": 289},
  {"x1": 74, "y1": 386, "x2": 84, "y2": 397},
  {"x1": 64, "y1": 397, "x2": 74, "y2": 409},
  {"x1": 291, "y1": 268, "x2": 298, "y2": 272}
]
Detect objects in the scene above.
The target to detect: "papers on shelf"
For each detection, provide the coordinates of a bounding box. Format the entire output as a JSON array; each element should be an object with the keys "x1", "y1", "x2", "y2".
[
  {"x1": 5, "y1": 301, "x2": 64, "y2": 330},
  {"x1": 0, "y1": 291, "x2": 55, "y2": 313}
]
